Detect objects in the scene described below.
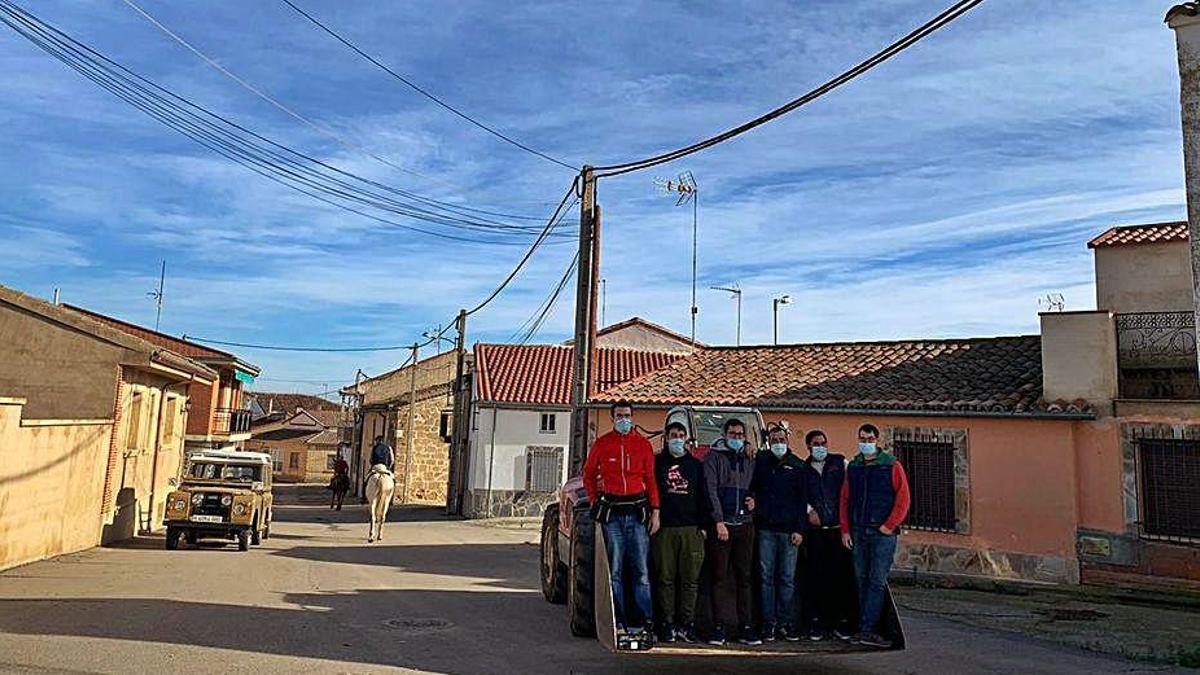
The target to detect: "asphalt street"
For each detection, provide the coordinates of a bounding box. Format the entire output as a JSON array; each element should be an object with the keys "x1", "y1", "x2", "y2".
[{"x1": 0, "y1": 489, "x2": 1186, "y2": 675}]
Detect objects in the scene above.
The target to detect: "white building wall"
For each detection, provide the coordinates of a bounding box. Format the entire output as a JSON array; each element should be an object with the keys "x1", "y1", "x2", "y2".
[{"x1": 467, "y1": 407, "x2": 569, "y2": 491}]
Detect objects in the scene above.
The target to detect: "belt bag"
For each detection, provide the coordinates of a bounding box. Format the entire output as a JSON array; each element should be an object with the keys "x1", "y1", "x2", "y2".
[{"x1": 596, "y1": 494, "x2": 649, "y2": 525}]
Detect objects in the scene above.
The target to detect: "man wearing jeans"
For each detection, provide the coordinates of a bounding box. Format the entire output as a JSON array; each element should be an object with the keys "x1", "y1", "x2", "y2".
[
  {"x1": 702, "y1": 418, "x2": 758, "y2": 646},
  {"x1": 751, "y1": 424, "x2": 808, "y2": 642},
  {"x1": 582, "y1": 400, "x2": 660, "y2": 636},
  {"x1": 839, "y1": 423, "x2": 910, "y2": 649}
]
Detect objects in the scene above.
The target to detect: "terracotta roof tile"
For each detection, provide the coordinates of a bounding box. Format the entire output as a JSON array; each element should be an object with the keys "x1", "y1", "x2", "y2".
[
  {"x1": 1087, "y1": 221, "x2": 1188, "y2": 248},
  {"x1": 249, "y1": 393, "x2": 344, "y2": 414},
  {"x1": 474, "y1": 344, "x2": 683, "y2": 406},
  {"x1": 594, "y1": 336, "x2": 1059, "y2": 416}
]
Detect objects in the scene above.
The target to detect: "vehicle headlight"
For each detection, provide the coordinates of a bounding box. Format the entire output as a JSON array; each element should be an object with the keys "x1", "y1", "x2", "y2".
[
  {"x1": 191, "y1": 493, "x2": 204, "y2": 505},
  {"x1": 173, "y1": 499, "x2": 187, "y2": 511},
  {"x1": 221, "y1": 495, "x2": 233, "y2": 506},
  {"x1": 234, "y1": 504, "x2": 247, "y2": 516}
]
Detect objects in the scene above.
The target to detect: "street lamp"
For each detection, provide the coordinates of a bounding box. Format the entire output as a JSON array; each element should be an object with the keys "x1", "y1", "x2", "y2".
[
  {"x1": 773, "y1": 294, "x2": 792, "y2": 345},
  {"x1": 710, "y1": 284, "x2": 742, "y2": 346},
  {"x1": 655, "y1": 171, "x2": 699, "y2": 344}
]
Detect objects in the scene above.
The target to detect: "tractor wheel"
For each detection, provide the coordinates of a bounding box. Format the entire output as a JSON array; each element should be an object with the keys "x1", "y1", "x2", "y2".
[
  {"x1": 540, "y1": 505, "x2": 567, "y2": 604},
  {"x1": 567, "y1": 506, "x2": 596, "y2": 637},
  {"x1": 237, "y1": 529, "x2": 251, "y2": 552},
  {"x1": 165, "y1": 526, "x2": 180, "y2": 550}
]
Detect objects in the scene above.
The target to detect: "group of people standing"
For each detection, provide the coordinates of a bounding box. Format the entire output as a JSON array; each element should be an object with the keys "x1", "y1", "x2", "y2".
[{"x1": 581, "y1": 401, "x2": 911, "y2": 650}]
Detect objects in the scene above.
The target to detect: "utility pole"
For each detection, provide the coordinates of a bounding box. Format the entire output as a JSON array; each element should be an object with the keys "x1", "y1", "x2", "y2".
[
  {"x1": 711, "y1": 284, "x2": 742, "y2": 346},
  {"x1": 569, "y1": 167, "x2": 599, "y2": 475},
  {"x1": 601, "y1": 278, "x2": 607, "y2": 328},
  {"x1": 1168, "y1": 5, "x2": 1200, "y2": 378},
  {"x1": 447, "y1": 308, "x2": 468, "y2": 515},
  {"x1": 404, "y1": 342, "x2": 419, "y2": 503},
  {"x1": 147, "y1": 260, "x2": 166, "y2": 332}
]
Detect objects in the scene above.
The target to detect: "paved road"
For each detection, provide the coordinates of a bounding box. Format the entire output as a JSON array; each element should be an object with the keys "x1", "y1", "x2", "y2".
[{"x1": 0, "y1": 491, "x2": 1183, "y2": 675}]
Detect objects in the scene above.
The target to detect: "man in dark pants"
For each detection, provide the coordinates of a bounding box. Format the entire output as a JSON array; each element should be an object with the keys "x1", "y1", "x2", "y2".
[
  {"x1": 653, "y1": 422, "x2": 709, "y2": 644},
  {"x1": 751, "y1": 424, "x2": 808, "y2": 642},
  {"x1": 800, "y1": 428, "x2": 855, "y2": 641},
  {"x1": 839, "y1": 423, "x2": 910, "y2": 649},
  {"x1": 702, "y1": 418, "x2": 758, "y2": 646}
]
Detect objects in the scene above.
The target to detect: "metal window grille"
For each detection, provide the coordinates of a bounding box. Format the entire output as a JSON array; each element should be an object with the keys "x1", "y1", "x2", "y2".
[
  {"x1": 892, "y1": 438, "x2": 957, "y2": 532},
  {"x1": 526, "y1": 445, "x2": 564, "y2": 492},
  {"x1": 1137, "y1": 437, "x2": 1200, "y2": 542}
]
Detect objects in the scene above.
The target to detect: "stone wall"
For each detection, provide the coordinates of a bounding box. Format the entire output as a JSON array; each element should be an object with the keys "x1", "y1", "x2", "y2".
[
  {"x1": 462, "y1": 488, "x2": 556, "y2": 519},
  {"x1": 894, "y1": 541, "x2": 1078, "y2": 585},
  {"x1": 393, "y1": 391, "x2": 451, "y2": 505}
]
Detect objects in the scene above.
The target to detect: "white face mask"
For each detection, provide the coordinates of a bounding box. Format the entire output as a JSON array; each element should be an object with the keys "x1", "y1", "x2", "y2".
[
  {"x1": 859, "y1": 442, "x2": 878, "y2": 457},
  {"x1": 810, "y1": 446, "x2": 828, "y2": 461}
]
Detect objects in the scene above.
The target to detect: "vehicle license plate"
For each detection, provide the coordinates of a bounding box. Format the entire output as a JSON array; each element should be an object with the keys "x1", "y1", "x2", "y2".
[{"x1": 191, "y1": 514, "x2": 222, "y2": 523}]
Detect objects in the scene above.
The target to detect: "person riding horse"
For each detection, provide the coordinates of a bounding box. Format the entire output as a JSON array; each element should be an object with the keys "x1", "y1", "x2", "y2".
[{"x1": 329, "y1": 454, "x2": 351, "y2": 510}]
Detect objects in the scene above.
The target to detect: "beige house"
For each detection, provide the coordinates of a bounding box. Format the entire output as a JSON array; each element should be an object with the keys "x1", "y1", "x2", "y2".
[
  {"x1": 245, "y1": 407, "x2": 343, "y2": 482},
  {"x1": 0, "y1": 284, "x2": 215, "y2": 571}
]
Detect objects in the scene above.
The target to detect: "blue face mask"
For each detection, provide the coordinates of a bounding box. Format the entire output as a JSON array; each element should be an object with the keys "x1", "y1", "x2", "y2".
[
  {"x1": 726, "y1": 437, "x2": 745, "y2": 452},
  {"x1": 614, "y1": 418, "x2": 633, "y2": 435},
  {"x1": 811, "y1": 446, "x2": 828, "y2": 461},
  {"x1": 667, "y1": 438, "x2": 687, "y2": 457},
  {"x1": 770, "y1": 443, "x2": 788, "y2": 459},
  {"x1": 859, "y1": 442, "x2": 878, "y2": 457}
]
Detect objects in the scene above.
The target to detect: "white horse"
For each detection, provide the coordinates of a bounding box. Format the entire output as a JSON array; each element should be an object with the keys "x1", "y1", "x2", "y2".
[{"x1": 365, "y1": 464, "x2": 396, "y2": 543}]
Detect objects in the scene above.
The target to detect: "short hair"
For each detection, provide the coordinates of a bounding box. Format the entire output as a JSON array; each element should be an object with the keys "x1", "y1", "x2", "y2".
[
  {"x1": 767, "y1": 424, "x2": 788, "y2": 437},
  {"x1": 858, "y1": 423, "x2": 880, "y2": 438},
  {"x1": 805, "y1": 429, "x2": 827, "y2": 445},
  {"x1": 665, "y1": 421, "x2": 688, "y2": 435},
  {"x1": 723, "y1": 418, "x2": 746, "y2": 434},
  {"x1": 610, "y1": 400, "x2": 633, "y2": 415}
]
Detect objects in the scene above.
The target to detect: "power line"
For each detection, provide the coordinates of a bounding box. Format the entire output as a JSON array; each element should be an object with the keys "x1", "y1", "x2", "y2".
[
  {"x1": 511, "y1": 249, "x2": 579, "y2": 344},
  {"x1": 181, "y1": 336, "x2": 412, "y2": 352},
  {"x1": 594, "y1": 0, "x2": 986, "y2": 177},
  {"x1": 279, "y1": 0, "x2": 578, "y2": 172}
]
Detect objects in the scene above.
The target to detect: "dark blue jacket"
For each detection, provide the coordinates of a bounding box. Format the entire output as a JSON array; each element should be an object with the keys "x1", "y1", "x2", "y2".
[
  {"x1": 370, "y1": 442, "x2": 395, "y2": 471},
  {"x1": 846, "y1": 452, "x2": 898, "y2": 528},
  {"x1": 702, "y1": 439, "x2": 755, "y2": 526},
  {"x1": 750, "y1": 449, "x2": 808, "y2": 535},
  {"x1": 802, "y1": 453, "x2": 846, "y2": 529}
]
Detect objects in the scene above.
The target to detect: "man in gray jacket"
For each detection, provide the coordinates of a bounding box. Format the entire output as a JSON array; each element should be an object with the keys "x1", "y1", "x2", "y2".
[{"x1": 702, "y1": 417, "x2": 759, "y2": 646}]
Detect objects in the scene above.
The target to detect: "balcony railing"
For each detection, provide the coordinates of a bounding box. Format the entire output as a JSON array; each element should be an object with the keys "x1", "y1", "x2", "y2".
[
  {"x1": 213, "y1": 407, "x2": 253, "y2": 436},
  {"x1": 1116, "y1": 311, "x2": 1200, "y2": 400}
]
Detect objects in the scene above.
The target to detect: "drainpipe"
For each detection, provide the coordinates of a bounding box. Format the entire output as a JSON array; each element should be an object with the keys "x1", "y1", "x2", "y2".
[
  {"x1": 146, "y1": 369, "x2": 194, "y2": 534},
  {"x1": 485, "y1": 406, "x2": 498, "y2": 519}
]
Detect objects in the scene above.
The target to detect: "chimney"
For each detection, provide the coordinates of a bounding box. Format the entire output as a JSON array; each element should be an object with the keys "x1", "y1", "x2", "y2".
[{"x1": 1167, "y1": 2, "x2": 1200, "y2": 376}]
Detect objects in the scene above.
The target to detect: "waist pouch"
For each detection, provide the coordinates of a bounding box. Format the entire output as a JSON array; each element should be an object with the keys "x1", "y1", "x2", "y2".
[{"x1": 595, "y1": 494, "x2": 649, "y2": 525}]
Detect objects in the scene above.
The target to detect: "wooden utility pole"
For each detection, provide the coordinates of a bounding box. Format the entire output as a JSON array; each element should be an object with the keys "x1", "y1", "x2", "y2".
[
  {"x1": 447, "y1": 308, "x2": 468, "y2": 515},
  {"x1": 403, "y1": 342, "x2": 419, "y2": 503},
  {"x1": 569, "y1": 167, "x2": 599, "y2": 474}
]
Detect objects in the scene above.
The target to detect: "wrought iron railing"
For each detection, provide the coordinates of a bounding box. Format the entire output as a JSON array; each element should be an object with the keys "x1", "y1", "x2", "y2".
[
  {"x1": 213, "y1": 407, "x2": 253, "y2": 435},
  {"x1": 1116, "y1": 312, "x2": 1200, "y2": 400}
]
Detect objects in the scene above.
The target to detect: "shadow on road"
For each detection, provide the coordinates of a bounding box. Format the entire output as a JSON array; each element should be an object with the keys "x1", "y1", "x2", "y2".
[{"x1": 271, "y1": 543, "x2": 534, "y2": 590}]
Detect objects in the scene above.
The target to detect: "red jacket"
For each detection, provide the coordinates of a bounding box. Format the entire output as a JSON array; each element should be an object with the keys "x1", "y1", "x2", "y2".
[
  {"x1": 582, "y1": 430, "x2": 660, "y2": 508},
  {"x1": 838, "y1": 458, "x2": 911, "y2": 535}
]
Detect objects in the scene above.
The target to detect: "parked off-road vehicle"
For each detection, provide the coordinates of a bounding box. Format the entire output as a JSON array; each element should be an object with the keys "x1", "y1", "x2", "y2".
[
  {"x1": 163, "y1": 450, "x2": 273, "y2": 552},
  {"x1": 539, "y1": 405, "x2": 906, "y2": 655}
]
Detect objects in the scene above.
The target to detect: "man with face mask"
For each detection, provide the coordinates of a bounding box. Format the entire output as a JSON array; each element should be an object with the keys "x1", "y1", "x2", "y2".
[
  {"x1": 582, "y1": 400, "x2": 660, "y2": 637},
  {"x1": 652, "y1": 422, "x2": 709, "y2": 644},
  {"x1": 702, "y1": 417, "x2": 758, "y2": 646},
  {"x1": 800, "y1": 428, "x2": 854, "y2": 641},
  {"x1": 839, "y1": 423, "x2": 911, "y2": 649},
  {"x1": 750, "y1": 423, "x2": 808, "y2": 642}
]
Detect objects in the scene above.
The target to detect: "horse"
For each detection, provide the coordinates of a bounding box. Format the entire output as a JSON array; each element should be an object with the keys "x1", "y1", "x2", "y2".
[
  {"x1": 328, "y1": 472, "x2": 350, "y2": 511},
  {"x1": 365, "y1": 464, "x2": 396, "y2": 543}
]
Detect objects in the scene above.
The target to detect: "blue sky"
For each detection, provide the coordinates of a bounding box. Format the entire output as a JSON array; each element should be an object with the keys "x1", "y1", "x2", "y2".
[{"x1": 0, "y1": 1, "x2": 1188, "y2": 396}]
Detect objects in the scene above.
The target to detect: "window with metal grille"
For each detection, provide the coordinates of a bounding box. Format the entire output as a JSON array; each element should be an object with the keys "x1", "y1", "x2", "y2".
[
  {"x1": 892, "y1": 438, "x2": 957, "y2": 532},
  {"x1": 1137, "y1": 437, "x2": 1200, "y2": 541},
  {"x1": 526, "y1": 445, "x2": 564, "y2": 492}
]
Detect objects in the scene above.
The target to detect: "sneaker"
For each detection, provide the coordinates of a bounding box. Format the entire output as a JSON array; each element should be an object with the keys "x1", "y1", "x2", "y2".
[
  {"x1": 833, "y1": 627, "x2": 854, "y2": 642},
  {"x1": 808, "y1": 626, "x2": 825, "y2": 641},
  {"x1": 859, "y1": 632, "x2": 892, "y2": 649},
  {"x1": 707, "y1": 625, "x2": 727, "y2": 646},
  {"x1": 677, "y1": 624, "x2": 699, "y2": 644},
  {"x1": 851, "y1": 632, "x2": 868, "y2": 645},
  {"x1": 781, "y1": 624, "x2": 801, "y2": 642},
  {"x1": 738, "y1": 624, "x2": 763, "y2": 646},
  {"x1": 761, "y1": 622, "x2": 777, "y2": 642},
  {"x1": 658, "y1": 622, "x2": 676, "y2": 643}
]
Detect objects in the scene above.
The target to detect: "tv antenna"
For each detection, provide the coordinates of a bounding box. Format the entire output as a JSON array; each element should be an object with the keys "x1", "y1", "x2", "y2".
[
  {"x1": 1038, "y1": 293, "x2": 1065, "y2": 313},
  {"x1": 146, "y1": 260, "x2": 166, "y2": 331}
]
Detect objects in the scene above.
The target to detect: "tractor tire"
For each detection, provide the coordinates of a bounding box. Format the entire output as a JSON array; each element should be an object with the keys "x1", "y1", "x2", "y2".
[
  {"x1": 237, "y1": 529, "x2": 251, "y2": 552},
  {"x1": 165, "y1": 526, "x2": 180, "y2": 550},
  {"x1": 567, "y1": 506, "x2": 596, "y2": 637},
  {"x1": 540, "y1": 505, "x2": 567, "y2": 604}
]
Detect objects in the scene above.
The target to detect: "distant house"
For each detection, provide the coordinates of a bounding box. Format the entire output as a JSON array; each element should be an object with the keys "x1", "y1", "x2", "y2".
[
  {"x1": 565, "y1": 316, "x2": 702, "y2": 354},
  {"x1": 0, "y1": 284, "x2": 216, "y2": 570},
  {"x1": 244, "y1": 407, "x2": 343, "y2": 483},
  {"x1": 62, "y1": 305, "x2": 261, "y2": 454}
]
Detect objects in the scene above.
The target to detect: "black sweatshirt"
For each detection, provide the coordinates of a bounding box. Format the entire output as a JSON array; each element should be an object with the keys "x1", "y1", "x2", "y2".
[{"x1": 655, "y1": 452, "x2": 710, "y2": 528}]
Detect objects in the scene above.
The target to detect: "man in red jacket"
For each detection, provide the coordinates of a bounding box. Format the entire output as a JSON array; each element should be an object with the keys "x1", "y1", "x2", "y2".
[{"x1": 583, "y1": 400, "x2": 661, "y2": 636}]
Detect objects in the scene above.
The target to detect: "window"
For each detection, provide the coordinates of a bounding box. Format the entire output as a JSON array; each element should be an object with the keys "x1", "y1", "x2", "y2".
[
  {"x1": 326, "y1": 454, "x2": 338, "y2": 471},
  {"x1": 526, "y1": 445, "x2": 564, "y2": 492},
  {"x1": 892, "y1": 436, "x2": 958, "y2": 533},
  {"x1": 162, "y1": 398, "x2": 178, "y2": 446},
  {"x1": 539, "y1": 413, "x2": 556, "y2": 434},
  {"x1": 1137, "y1": 437, "x2": 1200, "y2": 541},
  {"x1": 289, "y1": 453, "x2": 300, "y2": 470},
  {"x1": 269, "y1": 448, "x2": 283, "y2": 473},
  {"x1": 124, "y1": 392, "x2": 143, "y2": 451},
  {"x1": 439, "y1": 412, "x2": 452, "y2": 442}
]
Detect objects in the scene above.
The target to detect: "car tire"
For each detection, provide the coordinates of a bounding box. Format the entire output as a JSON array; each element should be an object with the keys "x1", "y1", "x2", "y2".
[
  {"x1": 540, "y1": 505, "x2": 567, "y2": 604},
  {"x1": 237, "y1": 529, "x2": 251, "y2": 552},
  {"x1": 251, "y1": 518, "x2": 262, "y2": 546},
  {"x1": 567, "y1": 506, "x2": 596, "y2": 637},
  {"x1": 165, "y1": 526, "x2": 180, "y2": 551}
]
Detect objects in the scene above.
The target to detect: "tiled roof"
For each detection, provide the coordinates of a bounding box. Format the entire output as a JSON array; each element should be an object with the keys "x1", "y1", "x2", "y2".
[
  {"x1": 253, "y1": 427, "x2": 324, "y2": 442},
  {"x1": 305, "y1": 428, "x2": 341, "y2": 445},
  {"x1": 1087, "y1": 221, "x2": 1188, "y2": 248},
  {"x1": 598, "y1": 317, "x2": 704, "y2": 347},
  {"x1": 62, "y1": 304, "x2": 235, "y2": 360},
  {"x1": 594, "y1": 336, "x2": 1059, "y2": 416},
  {"x1": 474, "y1": 344, "x2": 684, "y2": 406},
  {"x1": 249, "y1": 393, "x2": 343, "y2": 415}
]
